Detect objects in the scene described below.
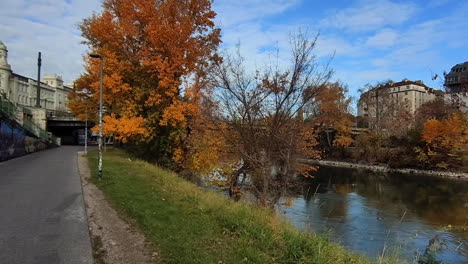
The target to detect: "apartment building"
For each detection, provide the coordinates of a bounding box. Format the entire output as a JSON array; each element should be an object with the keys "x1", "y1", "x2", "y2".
[{"x1": 357, "y1": 79, "x2": 442, "y2": 128}]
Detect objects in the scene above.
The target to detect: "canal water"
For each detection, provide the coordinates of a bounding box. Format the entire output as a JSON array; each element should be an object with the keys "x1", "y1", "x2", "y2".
[{"x1": 277, "y1": 166, "x2": 468, "y2": 264}]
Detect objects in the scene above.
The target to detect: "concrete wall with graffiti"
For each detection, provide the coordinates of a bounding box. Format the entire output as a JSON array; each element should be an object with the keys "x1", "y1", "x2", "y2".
[{"x1": 0, "y1": 117, "x2": 47, "y2": 161}]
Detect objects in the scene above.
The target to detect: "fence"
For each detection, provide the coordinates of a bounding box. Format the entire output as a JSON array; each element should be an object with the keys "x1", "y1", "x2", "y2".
[
  {"x1": 0, "y1": 95, "x2": 18, "y2": 120},
  {"x1": 0, "y1": 96, "x2": 60, "y2": 145}
]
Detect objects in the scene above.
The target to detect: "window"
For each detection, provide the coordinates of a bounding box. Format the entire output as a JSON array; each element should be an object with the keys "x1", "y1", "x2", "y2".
[
  {"x1": 407, "y1": 85, "x2": 410, "y2": 89},
  {"x1": 405, "y1": 91, "x2": 408, "y2": 95}
]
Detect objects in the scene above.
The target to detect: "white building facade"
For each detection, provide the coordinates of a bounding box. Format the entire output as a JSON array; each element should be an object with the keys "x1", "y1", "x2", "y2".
[
  {"x1": 358, "y1": 79, "x2": 441, "y2": 118},
  {"x1": 0, "y1": 40, "x2": 73, "y2": 114}
]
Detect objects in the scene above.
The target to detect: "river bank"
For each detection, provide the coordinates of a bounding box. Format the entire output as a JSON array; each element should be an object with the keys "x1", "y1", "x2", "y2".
[
  {"x1": 300, "y1": 159, "x2": 468, "y2": 180},
  {"x1": 85, "y1": 148, "x2": 400, "y2": 264}
]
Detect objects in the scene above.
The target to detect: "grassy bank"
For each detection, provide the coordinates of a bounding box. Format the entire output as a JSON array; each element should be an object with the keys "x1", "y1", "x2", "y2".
[{"x1": 86, "y1": 148, "x2": 395, "y2": 264}]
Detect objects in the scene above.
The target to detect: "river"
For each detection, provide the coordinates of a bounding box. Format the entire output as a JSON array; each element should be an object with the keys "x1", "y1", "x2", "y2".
[{"x1": 277, "y1": 166, "x2": 468, "y2": 264}]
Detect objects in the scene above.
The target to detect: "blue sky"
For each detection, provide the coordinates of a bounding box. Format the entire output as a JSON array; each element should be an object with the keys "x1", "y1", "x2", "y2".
[{"x1": 1, "y1": 0, "x2": 467, "y2": 102}]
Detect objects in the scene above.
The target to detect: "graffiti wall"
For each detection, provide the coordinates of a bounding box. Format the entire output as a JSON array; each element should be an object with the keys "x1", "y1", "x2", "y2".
[{"x1": 0, "y1": 117, "x2": 26, "y2": 161}]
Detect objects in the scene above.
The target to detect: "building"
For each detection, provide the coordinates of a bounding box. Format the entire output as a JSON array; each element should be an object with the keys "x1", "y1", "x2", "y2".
[
  {"x1": 0, "y1": 40, "x2": 73, "y2": 128},
  {"x1": 357, "y1": 79, "x2": 442, "y2": 129},
  {"x1": 444, "y1": 61, "x2": 468, "y2": 112},
  {"x1": 444, "y1": 61, "x2": 468, "y2": 93}
]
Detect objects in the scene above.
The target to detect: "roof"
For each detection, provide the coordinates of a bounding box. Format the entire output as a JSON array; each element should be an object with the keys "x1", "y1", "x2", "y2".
[
  {"x1": 359, "y1": 79, "x2": 441, "y2": 101},
  {"x1": 450, "y1": 61, "x2": 468, "y2": 70},
  {"x1": 445, "y1": 61, "x2": 468, "y2": 78},
  {"x1": 12, "y1": 73, "x2": 55, "y2": 90},
  {"x1": 369, "y1": 79, "x2": 432, "y2": 92}
]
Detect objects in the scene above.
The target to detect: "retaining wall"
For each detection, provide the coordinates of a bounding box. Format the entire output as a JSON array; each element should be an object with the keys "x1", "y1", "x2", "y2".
[{"x1": 0, "y1": 116, "x2": 47, "y2": 161}]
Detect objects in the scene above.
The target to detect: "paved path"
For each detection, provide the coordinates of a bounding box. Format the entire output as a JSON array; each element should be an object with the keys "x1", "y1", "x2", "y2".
[{"x1": 0, "y1": 146, "x2": 93, "y2": 264}]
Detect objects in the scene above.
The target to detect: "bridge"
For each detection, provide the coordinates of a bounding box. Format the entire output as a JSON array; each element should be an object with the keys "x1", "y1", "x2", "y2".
[{"x1": 46, "y1": 111, "x2": 96, "y2": 145}]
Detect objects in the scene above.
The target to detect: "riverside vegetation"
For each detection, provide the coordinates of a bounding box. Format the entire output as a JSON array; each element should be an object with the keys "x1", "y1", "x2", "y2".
[{"x1": 86, "y1": 148, "x2": 401, "y2": 264}]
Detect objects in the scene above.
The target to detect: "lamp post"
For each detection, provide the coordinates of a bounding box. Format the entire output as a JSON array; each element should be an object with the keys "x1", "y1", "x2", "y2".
[
  {"x1": 90, "y1": 53, "x2": 103, "y2": 178},
  {"x1": 81, "y1": 88, "x2": 92, "y2": 154},
  {"x1": 36, "y1": 52, "x2": 42, "y2": 107},
  {"x1": 85, "y1": 104, "x2": 88, "y2": 153}
]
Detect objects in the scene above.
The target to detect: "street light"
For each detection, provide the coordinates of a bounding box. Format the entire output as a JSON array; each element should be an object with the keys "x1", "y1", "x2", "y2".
[
  {"x1": 80, "y1": 88, "x2": 92, "y2": 154},
  {"x1": 90, "y1": 53, "x2": 103, "y2": 178}
]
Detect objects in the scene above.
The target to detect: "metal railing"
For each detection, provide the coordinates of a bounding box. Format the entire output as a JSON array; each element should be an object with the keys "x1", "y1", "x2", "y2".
[
  {"x1": 23, "y1": 118, "x2": 48, "y2": 139},
  {"x1": 0, "y1": 96, "x2": 60, "y2": 145},
  {"x1": 0, "y1": 95, "x2": 18, "y2": 120}
]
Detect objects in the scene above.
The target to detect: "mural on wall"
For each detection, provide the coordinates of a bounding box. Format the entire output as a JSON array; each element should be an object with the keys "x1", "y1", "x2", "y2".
[{"x1": 0, "y1": 118, "x2": 26, "y2": 161}]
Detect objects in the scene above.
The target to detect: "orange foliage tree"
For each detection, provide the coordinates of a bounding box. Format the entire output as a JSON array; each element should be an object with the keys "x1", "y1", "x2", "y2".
[
  {"x1": 416, "y1": 113, "x2": 468, "y2": 170},
  {"x1": 311, "y1": 82, "x2": 353, "y2": 148},
  {"x1": 68, "y1": 0, "x2": 221, "y2": 167}
]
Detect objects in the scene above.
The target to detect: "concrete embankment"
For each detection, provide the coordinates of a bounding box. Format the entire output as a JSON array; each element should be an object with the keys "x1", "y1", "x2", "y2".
[{"x1": 300, "y1": 159, "x2": 468, "y2": 180}]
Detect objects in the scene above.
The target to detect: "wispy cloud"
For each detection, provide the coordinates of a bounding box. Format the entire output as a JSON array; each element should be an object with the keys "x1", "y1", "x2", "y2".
[
  {"x1": 0, "y1": 0, "x2": 101, "y2": 83},
  {"x1": 365, "y1": 29, "x2": 398, "y2": 49},
  {"x1": 1, "y1": 0, "x2": 466, "y2": 98},
  {"x1": 320, "y1": 0, "x2": 418, "y2": 32},
  {"x1": 214, "y1": 0, "x2": 301, "y2": 27}
]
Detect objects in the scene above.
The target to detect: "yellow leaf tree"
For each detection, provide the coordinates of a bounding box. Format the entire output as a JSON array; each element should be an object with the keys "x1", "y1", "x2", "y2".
[
  {"x1": 417, "y1": 113, "x2": 468, "y2": 170},
  {"x1": 69, "y1": 0, "x2": 221, "y2": 167},
  {"x1": 312, "y1": 82, "x2": 353, "y2": 149}
]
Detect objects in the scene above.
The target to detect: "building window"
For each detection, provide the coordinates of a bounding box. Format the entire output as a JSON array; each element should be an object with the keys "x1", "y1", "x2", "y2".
[{"x1": 405, "y1": 91, "x2": 408, "y2": 95}]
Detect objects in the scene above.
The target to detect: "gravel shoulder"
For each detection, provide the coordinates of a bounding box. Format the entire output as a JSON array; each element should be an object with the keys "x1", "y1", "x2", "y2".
[{"x1": 77, "y1": 152, "x2": 159, "y2": 264}]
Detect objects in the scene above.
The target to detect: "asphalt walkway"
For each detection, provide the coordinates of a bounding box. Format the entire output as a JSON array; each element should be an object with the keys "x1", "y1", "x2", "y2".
[{"x1": 0, "y1": 146, "x2": 93, "y2": 264}]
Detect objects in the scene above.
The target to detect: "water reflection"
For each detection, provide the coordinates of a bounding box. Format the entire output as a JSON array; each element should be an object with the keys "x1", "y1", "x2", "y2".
[{"x1": 278, "y1": 166, "x2": 468, "y2": 263}]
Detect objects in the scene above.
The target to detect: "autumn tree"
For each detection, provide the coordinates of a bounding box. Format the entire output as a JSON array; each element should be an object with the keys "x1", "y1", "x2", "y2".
[
  {"x1": 68, "y1": 0, "x2": 221, "y2": 167},
  {"x1": 416, "y1": 113, "x2": 468, "y2": 170},
  {"x1": 414, "y1": 97, "x2": 458, "y2": 128},
  {"x1": 211, "y1": 32, "x2": 332, "y2": 206},
  {"x1": 309, "y1": 82, "x2": 353, "y2": 149}
]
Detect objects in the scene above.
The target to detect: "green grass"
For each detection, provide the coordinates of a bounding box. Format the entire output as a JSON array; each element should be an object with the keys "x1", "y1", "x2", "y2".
[{"x1": 86, "y1": 148, "x2": 397, "y2": 264}]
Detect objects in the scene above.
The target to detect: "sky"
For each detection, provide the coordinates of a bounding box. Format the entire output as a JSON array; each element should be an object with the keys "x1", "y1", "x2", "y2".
[{"x1": 0, "y1": 0, "x2": 467, "y2": 101}]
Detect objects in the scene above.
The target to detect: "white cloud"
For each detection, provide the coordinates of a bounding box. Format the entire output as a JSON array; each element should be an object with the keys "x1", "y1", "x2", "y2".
[
  {"x1": 365, "y1": 28, "x2": 398, "y2": 48},
  {"x1": 213, "y1": 0, "x2": 301, "y2": 27},
  {"x1": 376, "y1": 10, "x2": 468, "y2": 68},
  {"x1": 0, "y1": 0, "x2": 102, "y2": 83},
  {"x1": 315, "y1": 35, "x2": 363, "y2": 57},
  {"x1": 320, "y1": 0, "x2": 419, "y2": 32}
]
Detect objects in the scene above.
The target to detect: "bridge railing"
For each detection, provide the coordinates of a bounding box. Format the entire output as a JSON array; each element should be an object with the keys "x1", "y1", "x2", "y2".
[
  {"x1": 0, "y1": 96, "x2": 60, "y2": 145},
  {"x1": 47, "y1": 110, "x2": 76, "y2": 120},
  {"x1": 23, "y1": 118, "x2": 48, "y2": 139},
  {"x1": 0, "y1": 95, "x2": 18, "y2": 120}
]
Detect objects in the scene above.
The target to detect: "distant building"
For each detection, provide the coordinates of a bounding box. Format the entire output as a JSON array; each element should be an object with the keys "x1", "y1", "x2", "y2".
[
  {"x1": 444, "y1": 61, "x2": 468, "y2": 112},
  {"x1": 444, "y1": 61, "x2": 468, "y2": 93},
  {"x1": 357, "y1": 79, "x2": 443, "y2": 129},
  {"x1": 0, "y1": 40, "x2": 73, "y2": 114}
]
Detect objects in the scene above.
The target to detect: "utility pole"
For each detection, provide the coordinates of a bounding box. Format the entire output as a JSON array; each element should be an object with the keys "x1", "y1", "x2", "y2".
[{"x1": 36, "y1": 52, "x2": 41, "y2": 107}]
